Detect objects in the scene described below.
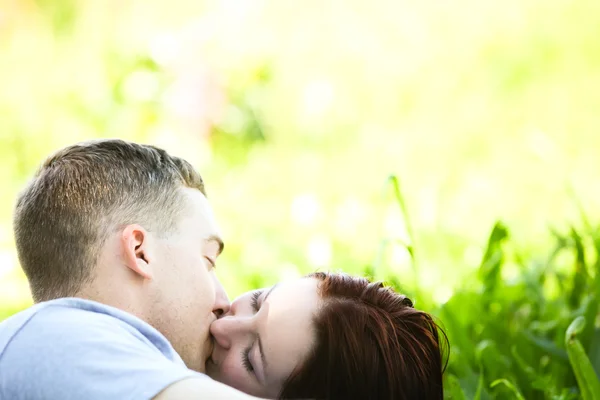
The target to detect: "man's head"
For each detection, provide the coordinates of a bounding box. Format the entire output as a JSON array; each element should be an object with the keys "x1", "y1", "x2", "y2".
[{"x1": 13, "y1": 139, "x2": 229, "y2": 371}]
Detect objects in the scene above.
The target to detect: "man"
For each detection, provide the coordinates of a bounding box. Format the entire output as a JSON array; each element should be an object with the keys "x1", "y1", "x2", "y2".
[{"x1": 0, "y1": 139, "x2": 261, "y2": 399}]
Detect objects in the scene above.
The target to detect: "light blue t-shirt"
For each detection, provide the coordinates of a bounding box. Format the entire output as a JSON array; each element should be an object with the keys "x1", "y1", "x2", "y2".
[{"x1": 0, "y1": 298, "x2": 202, "y2": 400}]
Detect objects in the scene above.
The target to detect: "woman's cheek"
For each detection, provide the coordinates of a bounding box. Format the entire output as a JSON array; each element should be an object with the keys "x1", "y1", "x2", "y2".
[{"x1": 220, "y1": 357, "x2": 255, "y2": 393}]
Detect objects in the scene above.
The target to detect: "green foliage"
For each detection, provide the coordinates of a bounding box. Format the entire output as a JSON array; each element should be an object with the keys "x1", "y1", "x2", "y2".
[
  {"x1": 429, "y1": 219, "x2": 600, "y2": 399},
  {"x1": 565, "y1": 317, "x2": 600, "y2": 400},
  {"x1": 357, "y1": 176, "x2": 596, "y2": 399}
]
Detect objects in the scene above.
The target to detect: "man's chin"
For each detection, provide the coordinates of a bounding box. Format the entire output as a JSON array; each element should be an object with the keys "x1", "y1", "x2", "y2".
[
  {"x1": 187, "y1": 356, "x2": 207, "y2": 373},
  {"x1": 192, "y1": 338, "x2": 214, "y2": 373},
  {"x1": 187, "y1": 348, "x2": 211, "y2": 373}
]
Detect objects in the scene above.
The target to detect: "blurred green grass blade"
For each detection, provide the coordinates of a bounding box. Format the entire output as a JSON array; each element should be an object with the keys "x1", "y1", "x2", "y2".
[
  {"x1": 387, "y1": 175, "x2": 414, "y2": 247},
  {"x1": 551, "y1": 388, "x2": 580, "y2": 400},
  {"x1": 582, "y1": 295, "x2": 599, "y2": 356},
  {"x1": 593, "y1": 229, "x2": 600, "y2": 296},
  {"x1": 510, "y1": 346, "x2": 536, "y2": 380},
  {"x1": 565, "y1": 317, "x2": 600, "y2": 400},
  {"x1": 566, "y1": 182, "x2": 593, "y2": 233},
  {"x1": 569, "y1": 228, "x2": 589, "y2": 309},
  {"x1": 445, "y1": 348, "x2": 481, "y2": 398},
  {"x1": 530, "y1": 319, "x2": 561, "y2": 334},
  {"x1": 589, "y1": 328, "x2": 600, "y2": 382},
  {"x1": 490, "y1": 379, "x2": 526, "y2": 400},
  {"x1": 478, "y1": 221, "x2": 509, "y2": 291},
  {"x1": 523, "y1": 331, "x2": 569, "y2": 361},
  {"x1": 439, "y1": 304, "x2": 476, "y2": 366},
  {"x1": 589, "y1": 226, "x2": 600, "y2": 371},
  {"x1": 474, "y1": 368, "x2": 484, "y2": 400},
  {"x1": 476, "y1": 340, "x2": 511, "y2": 382},
  {"x1": 471, "y1": 364, "x2": 492, "y2": 400},
  {"x1": 387, "y1": 175, "x2": 418, "y2": 289},
  {"x1": 541, "y1": 233, "x2": 571, "y2": 281},
  {"x1": 444, "y1": 374, "x2": 467, "y2": 400}
]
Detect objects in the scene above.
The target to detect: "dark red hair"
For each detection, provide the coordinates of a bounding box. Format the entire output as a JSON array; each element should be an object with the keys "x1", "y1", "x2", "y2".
[{"x1": 279, "y1": 272, "x2": 448, "y2": 400}]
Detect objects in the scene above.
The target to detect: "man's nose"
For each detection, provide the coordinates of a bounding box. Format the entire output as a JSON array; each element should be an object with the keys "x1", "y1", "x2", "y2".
[{"x1": 212, "y1": 275, "x2": 230, "y2": 318}]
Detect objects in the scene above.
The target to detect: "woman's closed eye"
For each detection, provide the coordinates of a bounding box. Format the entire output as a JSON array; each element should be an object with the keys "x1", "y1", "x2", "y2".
[
  {"x1": 242, "y1": 344, "x2": 255, "y2": 373},
  {"x1": 242, "y1": 290, "x2": 264, "y2": 376},
  {"x1": 250, "y1": 290, "x2": 263, "y2": 312}
]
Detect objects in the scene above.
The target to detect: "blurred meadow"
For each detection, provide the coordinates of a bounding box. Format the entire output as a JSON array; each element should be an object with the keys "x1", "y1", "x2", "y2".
[{"x1": 2, "y1": 0, "x2": 600, "y2": 398}]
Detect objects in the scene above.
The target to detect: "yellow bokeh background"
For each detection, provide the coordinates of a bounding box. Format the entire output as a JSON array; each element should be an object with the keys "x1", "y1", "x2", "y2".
[{"x1": 2, "y1": 0, "x2": 600, "y2": 315}]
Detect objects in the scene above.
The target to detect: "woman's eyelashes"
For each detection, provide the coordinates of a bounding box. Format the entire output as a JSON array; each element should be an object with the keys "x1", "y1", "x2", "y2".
[
  {"x1": 242, "y1": 290, "x2": 263, "y2": 377},
  {"x1": 241, "y1": 344, "x2": 255, "y2": 373},
  {"x1": 250, "y1": 290, "x2": 263, "y2": 312},
  {"x1": 242, "y1": 290, "x2": 263, "y2": 373}
]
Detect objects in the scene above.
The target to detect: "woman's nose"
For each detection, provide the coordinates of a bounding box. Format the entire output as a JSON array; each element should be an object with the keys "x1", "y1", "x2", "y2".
[{"x1": 210, "y1": 315, "x2": 251, "y2": 350}]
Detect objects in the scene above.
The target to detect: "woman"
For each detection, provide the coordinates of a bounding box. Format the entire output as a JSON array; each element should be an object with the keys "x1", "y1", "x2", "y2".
[{"x1": 207, "y1": 272, "x2": 448, "y2": 399}]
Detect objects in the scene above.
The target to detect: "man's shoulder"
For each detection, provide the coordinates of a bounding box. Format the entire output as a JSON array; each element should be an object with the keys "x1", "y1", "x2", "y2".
[
  {"x1": 0, "y1": 298, "x2": 182, "y2": 363},
  {"x1": 0, "y1": 298, "x2": 199, "y2": 400},
  {"x1": 0, "y1": 301, "x2": 51, "y2": 357}
]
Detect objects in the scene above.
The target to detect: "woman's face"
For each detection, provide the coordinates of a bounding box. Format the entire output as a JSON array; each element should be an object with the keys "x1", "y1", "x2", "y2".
[{"x1": 206, "y1": 277, "x2": 320, "y2": 398}]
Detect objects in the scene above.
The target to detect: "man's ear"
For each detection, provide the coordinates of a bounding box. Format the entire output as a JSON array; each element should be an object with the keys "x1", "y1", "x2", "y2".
[{"x1": 121, "y1": 224, "x2": 154, "y2": 280}]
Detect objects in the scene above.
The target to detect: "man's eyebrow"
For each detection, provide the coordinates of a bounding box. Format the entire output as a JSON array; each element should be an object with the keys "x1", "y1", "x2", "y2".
[
  {"x1": 257, "y1": 283, "x2": 279, "y2": 383},
  {"x1": 206, "y1": 234, "x2": 224, "y2": 255}
]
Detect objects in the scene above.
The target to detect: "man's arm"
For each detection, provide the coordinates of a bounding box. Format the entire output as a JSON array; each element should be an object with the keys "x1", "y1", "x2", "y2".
[{"x1": 155, "y1": 377, "x2": 267, "y2": 400}]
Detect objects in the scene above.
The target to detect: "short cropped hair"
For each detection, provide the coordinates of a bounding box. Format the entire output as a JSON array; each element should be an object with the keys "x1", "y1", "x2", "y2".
[{"x1": 13, "y1": 139, "x2": 205, "y2": 302}]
